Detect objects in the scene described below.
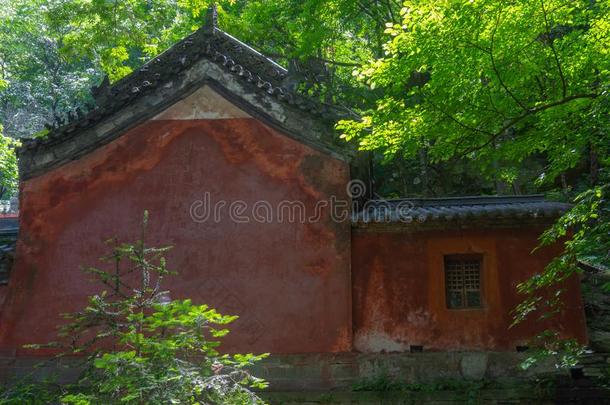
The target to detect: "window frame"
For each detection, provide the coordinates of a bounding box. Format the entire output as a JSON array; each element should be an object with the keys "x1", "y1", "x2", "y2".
[{"x1": 443, "y1": 254, "x2": 484, "y2": 310}]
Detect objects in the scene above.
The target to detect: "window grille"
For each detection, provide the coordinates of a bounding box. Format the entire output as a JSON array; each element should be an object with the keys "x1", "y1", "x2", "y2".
[{"x1": 444, "y1": 255, "x2": 482, "y2": 309}]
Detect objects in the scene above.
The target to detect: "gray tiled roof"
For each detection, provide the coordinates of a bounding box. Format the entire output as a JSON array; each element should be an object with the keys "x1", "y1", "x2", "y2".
[
  {"x1": 353, "y1": 195, "x2": 570, "y2": 225},
  {"x1": 17, "y1": 5, "x2": 357, "y2": 180},
  {"x1": 0, "y1": 216, "x2": 18, "y2": 237},
  {"x1": 0, "y1": 216, "x2": 18, "y2": 285},
  {"x1": 19, "y1": 6, "x2": 347, "y2": 155}
]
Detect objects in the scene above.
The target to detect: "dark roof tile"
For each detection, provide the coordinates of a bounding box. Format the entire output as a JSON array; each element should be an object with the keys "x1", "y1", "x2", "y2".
[
  {"x1": 20, "y1": 7, "x2": 352, "y2": 155},
  {"x1": 353, "y1": 195, "x2": 570, "y2": 226}
]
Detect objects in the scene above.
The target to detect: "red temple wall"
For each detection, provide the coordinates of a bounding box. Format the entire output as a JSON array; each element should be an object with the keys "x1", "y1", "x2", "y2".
[
  {"x1": 0, "y1": 117, "x2": 352, "y2": 355},
  {"x1": 352, "y1": 228, "x2": 587, "y2": 352},
  {"x1": 0, "y1": 81, "x2": 589, "y2": 356}
]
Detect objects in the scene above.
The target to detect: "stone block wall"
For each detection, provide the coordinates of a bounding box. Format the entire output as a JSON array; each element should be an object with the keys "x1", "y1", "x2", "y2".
[
  {"x1": 1, "y1": 352, "x2": 609, "y2": 403},
  {"x1": 582, "y1": 263, "x2": 610, "y2": 352},
  {"x1": 249, "y1": 352, "x2": 564, "y2": 392},
  {"x1": 0, "y1": 352, "x2": 559, "y2": 389}
]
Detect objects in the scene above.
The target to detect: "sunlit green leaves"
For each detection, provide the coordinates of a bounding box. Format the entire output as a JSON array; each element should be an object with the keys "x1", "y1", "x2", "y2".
[
  {"x1": 0, "y1": 126, "x2": 19, "y2": 198},
  {"x1": 0, "y1": 0, "x2": 99, "y2": 138},
  {"x1": 340, "y1": 0, "x2": 609, "y2": 185}
]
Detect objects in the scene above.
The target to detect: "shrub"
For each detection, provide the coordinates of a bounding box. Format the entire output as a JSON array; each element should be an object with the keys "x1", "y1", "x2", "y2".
[{"x1": 3, "y1": 212, "x2": 268, "y2": 404}]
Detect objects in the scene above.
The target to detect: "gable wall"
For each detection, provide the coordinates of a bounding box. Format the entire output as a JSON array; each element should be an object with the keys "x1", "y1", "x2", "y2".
[{"x1": 0, "y1": 88, "x2": 352, "y2": 355}]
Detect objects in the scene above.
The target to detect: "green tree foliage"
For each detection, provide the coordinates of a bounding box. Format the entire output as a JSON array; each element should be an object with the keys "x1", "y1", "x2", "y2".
[
  {"x1": 44, "y1": 0, "x2": 214, "y2": 82},
  {"x1": 515, "y1": 172, "x2": 609, "y2": 367},
  {"x1": 0, "y1": 0, "x2": 396, "y2": 137},
  {"x1": 42, "y1": 0, "x2": 392, "y2": 104},
  {"x1": 2, "y1": 212, "x2": 267, "y2": 404},
  {"x1": 231, "y1": 0, "x2": 392, "y2": 106},
  {"x1": 0, "y1": 126, "x2": 19, "y2": 200},
  {"x1": 339, "y1": 0, "x2": 609, "y2": 185},
  {"x1": 339, "y1": 0, "x2": 609, "y2": 361},
  {"x1": 0, "y1": 74, "x2": 19, "y2": 198},
  {"x1": 0, "y1": 0, "x2": 98, "y2": 138}
]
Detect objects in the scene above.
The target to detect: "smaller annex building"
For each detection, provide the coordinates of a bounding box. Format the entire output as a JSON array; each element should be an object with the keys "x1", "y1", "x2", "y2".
[
  {"x1": 351, "y1": 196, "x2": 586, "y2": 352},
  {"x1": 0, "y1": 7, "x2": 586, "y2": 367}
]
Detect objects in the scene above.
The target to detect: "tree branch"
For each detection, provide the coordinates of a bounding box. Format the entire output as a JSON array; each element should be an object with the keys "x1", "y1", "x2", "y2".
[
  {"x1": 534, "y1": 75, "x2": 548, "y2": 100},
  {"x1": 457, "y1": 93, "x2": 598, "y2": 157},
  {"x1": 355, "y1": 0, "x2": 385, "y2": 26},
  {"x1": 381, "y1": 0, "x2": 396, "y2": 22},
  {"x1": 490, "y1": 10, "x2": 529, "y2": 111},
  {"x1": 311, "y1": 57, "x2": 362, "y2": 67},
  {"x1": 426, "y1": 96, "x2": 494, "y2": 136},
  {"x1": 540, "y1": 0, "x2": 567, "y2": 98},
  {"x1": 463, "y1": 40, "x2": 491, "y2": 54},
  {"x1": 264, "y1": 53, "x2": 361, "y2": 68},
  {"x1": 486, "y1": 89, "x2": 509, "y2": 120}
]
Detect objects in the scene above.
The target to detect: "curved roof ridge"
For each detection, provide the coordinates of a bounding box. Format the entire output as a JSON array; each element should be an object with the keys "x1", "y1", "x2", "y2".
[
  {"x1": 19, "y1": 24, "x2": 324, "y2": 151},
  {"x1": 18, "y1": 18, "x2": 356, "y2": 179}
]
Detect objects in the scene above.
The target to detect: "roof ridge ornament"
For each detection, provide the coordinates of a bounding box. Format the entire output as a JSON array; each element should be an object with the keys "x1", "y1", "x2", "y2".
[{"x1": 204, "y1": 3, "x2": 218, "y2": 34}]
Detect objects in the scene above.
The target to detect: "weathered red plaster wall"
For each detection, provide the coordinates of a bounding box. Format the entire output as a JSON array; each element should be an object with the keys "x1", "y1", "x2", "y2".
[
  {"x1": 0, "y1": 118, "x2": 352, "y2": 355},
  {"x1": 352, "y1": 228, "x2": 587, "y2": 352}
]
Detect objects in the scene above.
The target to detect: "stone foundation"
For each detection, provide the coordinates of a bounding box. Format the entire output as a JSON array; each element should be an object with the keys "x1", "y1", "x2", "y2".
[
  {"x1": 0, "y1": 352, "x2": 588, "y2": 388},
  {"x1": 249, "y1": 352, "x2": 562, "y2": 391},
  {"x1": 2, "y1": 352, "x2": 609, "y2": 403}
]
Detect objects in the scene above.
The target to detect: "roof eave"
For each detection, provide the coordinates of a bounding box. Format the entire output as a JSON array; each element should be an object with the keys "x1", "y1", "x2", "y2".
[
  {"x1": 17, "y1": 26, "x2": 355, "y2": 180},
  {"x1": 352, "y1": 215, "x2": 562, "y2": 232}
]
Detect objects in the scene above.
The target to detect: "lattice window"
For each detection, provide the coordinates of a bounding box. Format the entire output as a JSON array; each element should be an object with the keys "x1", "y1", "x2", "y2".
[{"x1": 444, "y1": 255, "x2": 482, "y2": 309}]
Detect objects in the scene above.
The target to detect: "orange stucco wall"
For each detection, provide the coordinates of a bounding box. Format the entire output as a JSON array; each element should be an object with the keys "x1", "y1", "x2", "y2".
[
  {"x1": 352, "y1": 228, "x2": 587, "y2": 352},
  {"x1": 0, "y1": 117, "x2": 352, "y2": 355}
]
